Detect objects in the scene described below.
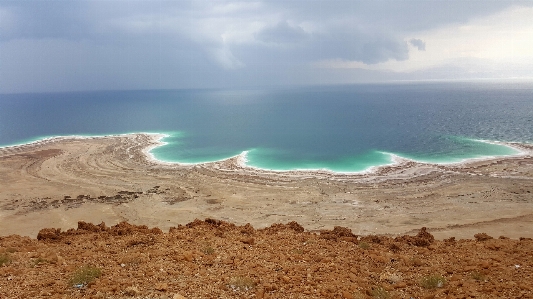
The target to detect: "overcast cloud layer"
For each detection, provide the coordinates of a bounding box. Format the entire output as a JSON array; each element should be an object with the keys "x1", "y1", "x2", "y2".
[{"x1": 1, "y1": 1, "x2": 532, "y2": 93}]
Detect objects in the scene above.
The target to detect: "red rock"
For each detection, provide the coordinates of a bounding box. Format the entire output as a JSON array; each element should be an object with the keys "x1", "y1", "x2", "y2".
[
  {"x1": 241, "y1": 237, "x2": 255, "y2": 245},
  {"x1": 182, "y1": 251, "x2": 194, "y2": 262},
  {"x1": 36, "y1": 228, "x2": 62, "y2": 241},
  {"x1": 124, "y1": 286, "x2": 140, "y2": 296},
  {"x1": 474, "y1": 233, "x2": 493, "y2": 241},
  {"x1": 341, "y1": 290, "x2": 353, "y2": 299},
  {"x1": 155, "y1": 283, "x2": 168, "y2": 291},
  {"x1": 394, "y1": 282, "x2": 407, "y2": 289},
  {"x1": 255, "y1": 288, "x2": 265, "y2": 298}
]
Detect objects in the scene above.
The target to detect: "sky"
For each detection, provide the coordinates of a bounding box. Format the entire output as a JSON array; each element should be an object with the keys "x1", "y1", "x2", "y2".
[{"x1": 1, "y1": 0, "x2": 533, "y2": 93}]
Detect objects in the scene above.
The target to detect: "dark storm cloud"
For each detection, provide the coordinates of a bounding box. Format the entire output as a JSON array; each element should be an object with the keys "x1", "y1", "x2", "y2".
[
  {"x1": 0, "y1": 0, "x2": 531, "y2": 93},
  {"x1": 309, "y1": 31, "x2": 410, "y2": 64}
]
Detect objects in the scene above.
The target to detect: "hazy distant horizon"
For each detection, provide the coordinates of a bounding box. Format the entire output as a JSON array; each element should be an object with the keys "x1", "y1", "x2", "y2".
[{"x1": 2, "y1": 77, "x2": 533, "y2": 96}]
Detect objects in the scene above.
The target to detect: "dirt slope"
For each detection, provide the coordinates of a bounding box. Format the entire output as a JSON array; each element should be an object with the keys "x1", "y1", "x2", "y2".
[{"x1": 1, "y1": 220, "x2": 532, "y2": 299}]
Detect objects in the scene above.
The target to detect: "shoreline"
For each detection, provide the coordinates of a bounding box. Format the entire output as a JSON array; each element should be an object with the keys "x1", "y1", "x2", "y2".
[
  {"x1": 146, "y1": 133, "x2": 533, "y2": 175},
  {"x1": 3, "y1": 132, "x2": 530, "y2": 177},
  {"x1": 145, "y1": 133, "x2": 533, "y2": 181},
  {"x1": 0, "y1": 133, "x2": 532, "y2": 239}
]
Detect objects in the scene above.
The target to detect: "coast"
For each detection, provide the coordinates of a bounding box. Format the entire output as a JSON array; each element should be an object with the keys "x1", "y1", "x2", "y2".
[{"x1": 0, "y1": 133, "x2": 532, "y2": 239}]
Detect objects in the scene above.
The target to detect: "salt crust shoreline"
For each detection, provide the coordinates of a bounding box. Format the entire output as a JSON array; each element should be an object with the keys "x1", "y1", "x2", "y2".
[{"x1": 2, "y1": 132, "x2": 532, "y2": 180}]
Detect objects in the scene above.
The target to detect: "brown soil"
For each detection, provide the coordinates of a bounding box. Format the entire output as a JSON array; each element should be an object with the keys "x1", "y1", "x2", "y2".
[{"x1": 1, "y1": 220, "x2": 532, "y2": 298}]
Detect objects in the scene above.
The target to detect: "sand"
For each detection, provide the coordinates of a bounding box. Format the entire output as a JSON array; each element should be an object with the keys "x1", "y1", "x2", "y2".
[{"x1": 0, "y1": 133, "x2": 532, "y2": 239}]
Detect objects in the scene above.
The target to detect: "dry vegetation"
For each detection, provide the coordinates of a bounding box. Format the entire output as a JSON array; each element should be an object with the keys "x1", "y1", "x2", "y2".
[{"x1": 0, "y1": 220, "x2": 532, "y2": 298}]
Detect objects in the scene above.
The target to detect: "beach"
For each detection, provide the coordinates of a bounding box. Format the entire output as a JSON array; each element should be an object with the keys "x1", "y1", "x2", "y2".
[{"x1": 1, "y1": 133, "x2": 532, "y2": 239}]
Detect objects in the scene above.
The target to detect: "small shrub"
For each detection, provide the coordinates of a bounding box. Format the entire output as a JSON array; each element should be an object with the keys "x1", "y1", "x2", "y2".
[
  {"x1": 120, "y1": 255, "x2": 142, "y2": 267},
  {"x1": 69, "y1": 266, "x2": 102, "y2": 287},
  {"x1": 228, "y1": 276, "x2": 256, "y2": 292},
  {"x1": 368, "y1": 286, "x2": 390, "y2": 299},
  {"x1": 352, "y1": 291, "x2": 367, "y2": 299},
  {"x1": 388, "y1": 243, "x2": 401, "y2": 253},
  {"x1": 290, "y1": 249, "x2": 303, "y2": 255},
  {"x1": 358, "y1": 242, "x2": 370, "y2": 250},
  {"x1": 471, "y1": 271, "x2": 486, "y2": 281},
  {"x1": 0, "y1": 253, "x2": 12, "y2": 266},
  {"x1": 206, "y1": 198, "x2": 221, "y2": 204},
  {"x1": 202, "y1": 246, "x2": 215, "y2": 255},
  {"x1": 31, "y1": 257, "x2": 48, "y2": 267},
  {"x1": 420, "y1": 274, "x2": 446, "y2": 289}
]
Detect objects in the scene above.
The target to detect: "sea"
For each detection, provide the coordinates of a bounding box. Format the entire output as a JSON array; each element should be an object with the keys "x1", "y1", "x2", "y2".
[{"x1": 1, "y1": 81, "x2": 532, "y2": 173}]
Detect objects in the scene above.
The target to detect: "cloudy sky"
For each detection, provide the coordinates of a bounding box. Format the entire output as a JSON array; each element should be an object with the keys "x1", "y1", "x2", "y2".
[{"x1": 1, "y1": 0, "x2": 533, "y2": 93}]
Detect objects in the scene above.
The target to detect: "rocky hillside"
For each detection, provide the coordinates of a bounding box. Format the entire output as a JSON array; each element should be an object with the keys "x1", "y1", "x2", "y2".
[{"x1": 1, "y1": 220, "x2": 532, "y2": 298}]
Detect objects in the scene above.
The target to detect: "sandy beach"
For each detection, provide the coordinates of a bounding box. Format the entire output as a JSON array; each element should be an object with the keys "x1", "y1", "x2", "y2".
[{"x1": 1, "y1": 133, "x2": 532, "y2": 239}]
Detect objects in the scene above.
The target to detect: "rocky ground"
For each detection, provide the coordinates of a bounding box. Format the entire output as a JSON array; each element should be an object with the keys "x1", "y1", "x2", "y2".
[{"x1": 1, "y1": 220, "x2": 532, "y2": 299}]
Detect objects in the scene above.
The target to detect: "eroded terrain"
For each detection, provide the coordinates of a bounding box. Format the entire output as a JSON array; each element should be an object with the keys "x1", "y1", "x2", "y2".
[{"x1": 0, "y1": 134, "x2": 532, "y2": 239}]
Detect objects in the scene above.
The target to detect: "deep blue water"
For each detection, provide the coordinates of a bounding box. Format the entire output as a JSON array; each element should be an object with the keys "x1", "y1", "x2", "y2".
[{"x1": 1, "y1": 82, "x2": 532, "y2": 172}]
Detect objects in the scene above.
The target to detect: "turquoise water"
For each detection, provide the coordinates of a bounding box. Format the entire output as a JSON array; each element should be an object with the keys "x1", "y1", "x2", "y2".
[
  {"x1": 396, "y1": 136, "x2": 520, "y2": 164},
  {"x1": 152, "y1": 134, "x2": 520, "y2": 171},
  {"x1": 1, "y1": 82, "x2": 532, "y2": 172},
  {"x1": 245, "y1": 148, "x2": 394, "y2": 172}
]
